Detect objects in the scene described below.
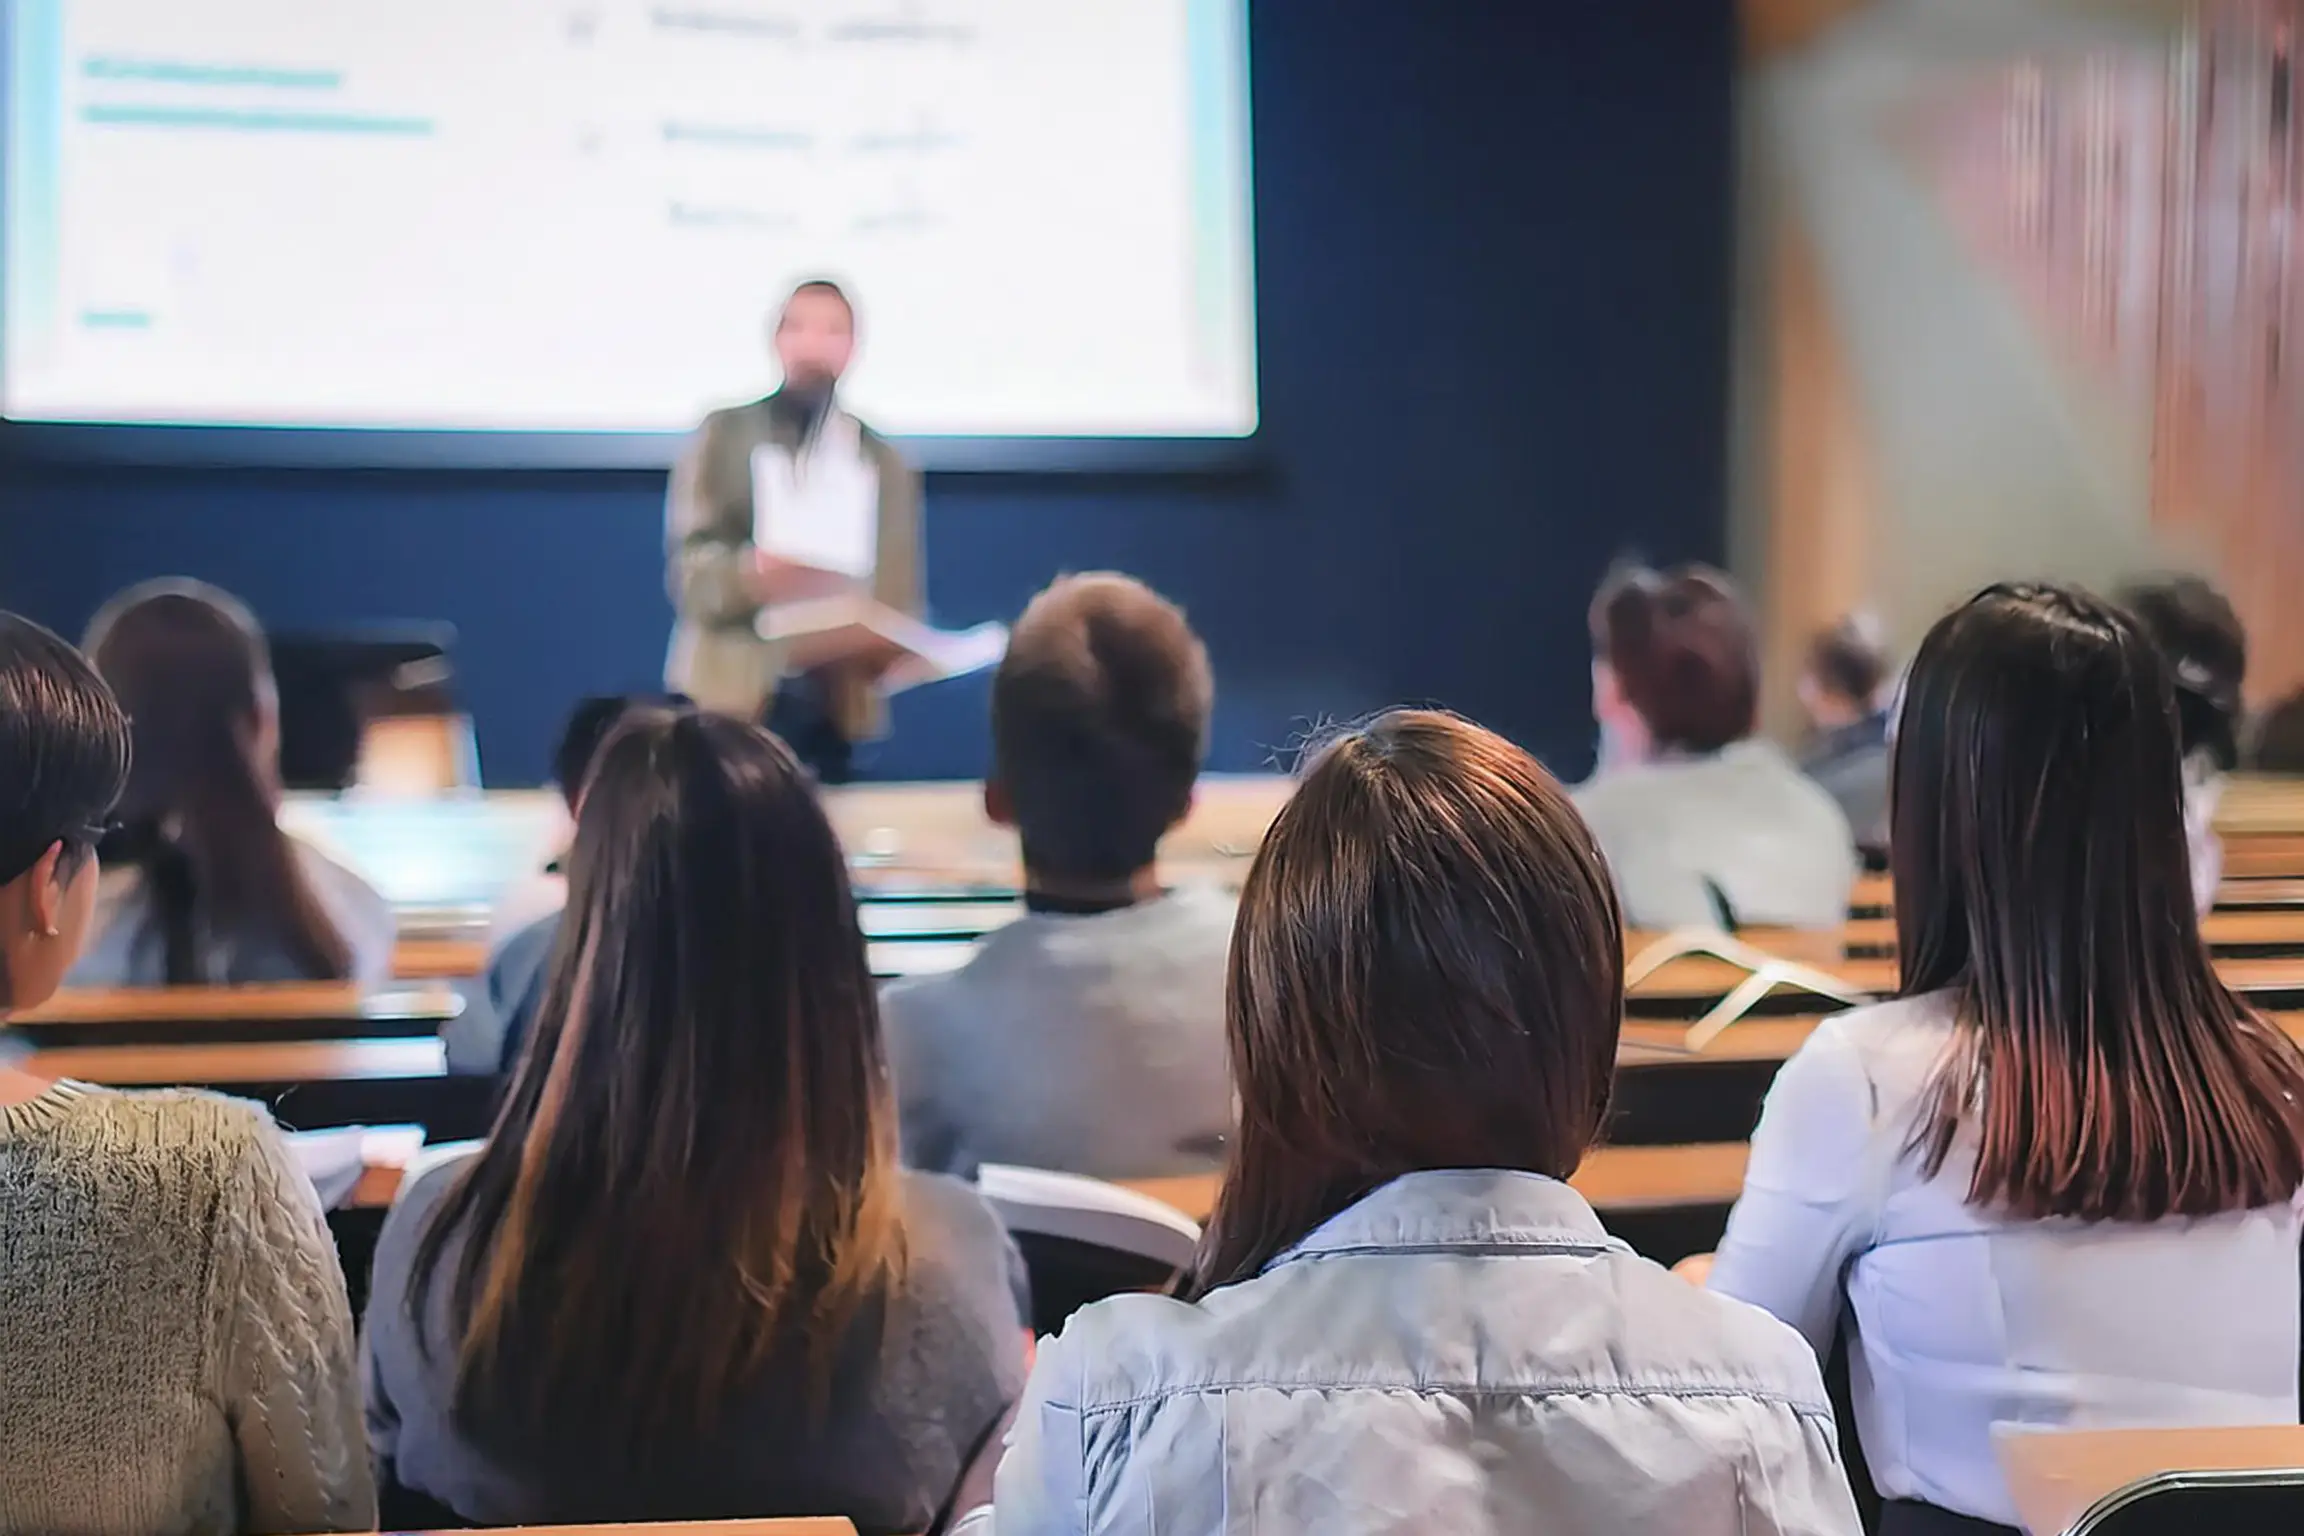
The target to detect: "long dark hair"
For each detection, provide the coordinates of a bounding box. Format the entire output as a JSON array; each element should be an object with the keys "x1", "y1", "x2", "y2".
[
  {"x1": 1183, "y1": 709, "x2": 1623, "y2": 1298},
  {"x1": 0, "y1": 614, "x2": 131, "y2": 1005},
  {"x1": 85, "y1": 581, "x2": 350, "y2": 982},
  {"x1": 410, "y1": 709, "x2": 907, "y2": 1463},
  {"x1": 1895, "y1": 583, "x2": 2304, "y2": 1220}
]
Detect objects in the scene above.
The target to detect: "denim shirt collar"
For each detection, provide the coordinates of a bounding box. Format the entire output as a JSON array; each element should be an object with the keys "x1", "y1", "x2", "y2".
[{"x1": 1262, "y1": 1168, "x2": 1630, "y2": 1274}]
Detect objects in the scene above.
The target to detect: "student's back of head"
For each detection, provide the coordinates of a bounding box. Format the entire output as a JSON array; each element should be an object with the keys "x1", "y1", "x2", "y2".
[
  {"x1": 990, "y1": 573, "x2": 1212, "y2": 891},
  {"x1": 2119, "y1": 573, "x2": 2246, "y2": 774},
  {"x1": 1589, "y1": 562, "x2": 1759, "y2": 760},
  {"x1": 418, "y1": 710, "x2": 901, "y2": 1450},
  {"x1": 1895, "y1": 582, "x2": 2304, "y2": 1220},
  {"x1": 880, "y1": 574, "x2": 1234, "y2": 1183},
  {"x1": 1579, "y1": 564, "x2": 1855, "y2": 929},
  {"x1": 1799, "y1": 613, "x2": 1889, "y2": 730},
  {"x1": 82, "y1": 580, "x2": 354, "y2": 982},
  {"x1": 0, "y1": 613, "x2": 130, "y2": 1012},
  {"x1": 1191, "y1": 709, "x2": 1624, "y2": 1292},
  {"x1": 379, "y1": 710, "x2": 1023, "y2": 1528}
]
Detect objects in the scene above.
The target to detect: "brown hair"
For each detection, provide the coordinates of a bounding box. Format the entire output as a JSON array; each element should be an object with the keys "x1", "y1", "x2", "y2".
[
  {"x1": 411, "y1": 710, "x2": 907, "y2": 1465},
  {"x1": 85, "y1": 580, "x2": 352, "y2": 982},
  {"x1": 1806, "y1": 614, "x2": 1888, "y2": 709},
  {"x1": 991, "y1": 573, "x2": 1213, "y2": 883},
  {"x1": 1183, "y1": 709, "x2": 1623, "y2": 1298},
  {"x1": 1896, "y1": 583, "x2": 2304, "y2": 1220},
  {"x1": 1589, "y1": 563, "x2": 1759, "y2": 753}
]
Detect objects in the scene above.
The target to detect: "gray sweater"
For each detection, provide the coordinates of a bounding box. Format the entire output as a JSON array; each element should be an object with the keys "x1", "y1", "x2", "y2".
[
  {"x1": 1573, "y1": 740, "x2": 1858, "y2": 932},
  {"x1": 0, "y1": 1082, "x2": 374, "y2": 1535},
  {"x1": 364, "y1": 1157, "x2": 1027, "y2": 1534},
  {"x1": 881, "y1": 886, "x2": 1237, "y2": 1180}
]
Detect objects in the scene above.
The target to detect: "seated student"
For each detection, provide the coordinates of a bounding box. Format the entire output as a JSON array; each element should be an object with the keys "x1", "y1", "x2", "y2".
[
  {"x1": 2120, "y1": 575, "x2": 2245, "y2": 911},
  {"x1": 963, "y1": 710, "x2": 1861, "y2": 1536},
  {"x1": 1796, "y1": 613, "x2": 1895, "y2": 855},
  {"x1": 1579, "y1": 562, "x2": 1857, "y2": 930},
  {"x1": 366, "y1": 710, "x2": 1027, "y2": 1533},
  {"x1": 459, "y1": 693, "x2": 686, "y2": 1075},
  {"x1": 1709, "y1": 583, "x2": 2304, "y2": 1536},
  {"x1": 68, "y1": 580, "x2": 394, "y2": 986},
  {"x1": 0, "y1": 612, "x2": 373, "y2": 1533},
  {"x1": 882, "y1": 573, "x2": 1234, "y2": 1179}
]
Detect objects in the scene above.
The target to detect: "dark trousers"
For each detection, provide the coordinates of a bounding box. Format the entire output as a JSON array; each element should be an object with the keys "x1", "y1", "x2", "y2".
[
  {"x1": 763, "y1": 670, "x2": 856, "y2": 785},
  {"x1": 1878, "y1": 1500, "x2": 2019, "y2": 1536}
]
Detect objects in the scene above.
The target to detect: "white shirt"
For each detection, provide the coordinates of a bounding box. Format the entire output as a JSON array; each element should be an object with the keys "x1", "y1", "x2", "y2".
[
  {"x1": 1710, "y1": 992, "x2": 2302, "y2": 1526},
  {"x1": 1574, "y1": 738, "x2": 1858, "y2": 930}
]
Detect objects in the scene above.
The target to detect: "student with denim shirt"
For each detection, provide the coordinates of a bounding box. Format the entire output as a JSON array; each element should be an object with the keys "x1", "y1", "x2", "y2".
[{"x1": 956, "y1": 710, "x2": 1861, "y2": 1536}]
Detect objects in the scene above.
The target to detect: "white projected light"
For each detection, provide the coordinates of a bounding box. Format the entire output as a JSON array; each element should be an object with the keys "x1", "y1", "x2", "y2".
[{"x1": 1, "y1": 0, "x2": 1257, "y2": 440}]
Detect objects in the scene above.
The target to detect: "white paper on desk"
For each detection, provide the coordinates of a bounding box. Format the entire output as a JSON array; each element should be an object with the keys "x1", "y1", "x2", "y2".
[
  {"x1": 751, "y1": 419, "x2": 880, "y2": 580},
  {"x1": 285, "y1": 1125, "x2": 426, "y2": 1211},
  {"x1": 286, "y1": 1127, "x2": 369, "y2": 1211}
]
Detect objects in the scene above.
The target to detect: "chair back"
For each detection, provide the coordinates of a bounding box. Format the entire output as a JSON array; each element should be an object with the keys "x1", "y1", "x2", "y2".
[
  {"x1": 2066, "y1": 1468, "x2": 2304, "y2": 1535},
  {"x1": 1999, "y1": 1425, "x2": 2304, "y2": 1536},
  {"x1": 977, "y1": 1165, "x2": 1202, "y2": 1334}
]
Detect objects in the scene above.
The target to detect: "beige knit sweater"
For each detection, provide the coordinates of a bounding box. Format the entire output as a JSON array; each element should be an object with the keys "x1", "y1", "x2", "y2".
[{"x1": 0, "y1": 1081, "x2": 376, "y2": 1535}]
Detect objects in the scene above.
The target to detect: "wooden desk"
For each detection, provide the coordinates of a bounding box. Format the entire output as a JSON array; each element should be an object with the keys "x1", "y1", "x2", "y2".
[
  {"x1": 1626, "y1": 953, "x2": 2304, "y2": 1009},
  {"x1": 393, "y1": 938, "x2": 487, "y2": 980},
  {"x1": 1998, "y1": 1424, "x2": 2304, "y2": 1536},
  {"x1": 17, "y1": 985, "x2": 462, "y2": 1047},
  {"x1": 1120, "y1": 1143, "x2": 1751, "y2": 1228},
  {"x1": 26, "y1": 1035, "x2": 493, "y2": 1139},
  {"x1": 383, "y1": 1523, "x2": 856, "y2": 1536}
]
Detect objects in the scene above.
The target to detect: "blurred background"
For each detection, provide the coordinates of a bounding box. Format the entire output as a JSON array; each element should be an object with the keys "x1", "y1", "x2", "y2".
[{"x1": 1737, "y1": 0, "x2": 2304, "y2": 727}]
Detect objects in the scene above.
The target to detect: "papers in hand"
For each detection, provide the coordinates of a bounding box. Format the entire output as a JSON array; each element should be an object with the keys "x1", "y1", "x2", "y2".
[
  {"x1": 758, "y1": 595, "x2": 1009, "y2": 694},
  {"x1": 752, "y1": 436, "x2": 879, "y2": 581}
]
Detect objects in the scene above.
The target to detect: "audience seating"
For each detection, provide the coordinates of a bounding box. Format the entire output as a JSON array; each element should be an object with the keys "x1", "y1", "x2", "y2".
[{"x1": 1999, "y1": 1425, "x2": 2304, "y2": 1536}]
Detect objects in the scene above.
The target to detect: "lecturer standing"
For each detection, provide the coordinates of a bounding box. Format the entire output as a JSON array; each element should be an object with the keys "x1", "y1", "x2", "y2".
[{"x1": 665, "y1": 279, "x2": 923, "y2": 781}]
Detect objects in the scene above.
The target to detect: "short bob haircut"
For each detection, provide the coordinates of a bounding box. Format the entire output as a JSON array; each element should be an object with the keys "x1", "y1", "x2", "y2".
[
  {"x1": 0, "y1": 613, "x2": 130, "y2": 892},
  {"x1": 1590, "y1": 563, "x2": 1760, "y2": 754},
  {"x1": 1184, "y1": 709, "x2": 1623, "y2": 1296},
  {"x1": 1895, "y1": 582, "x2": 2304, "y2": 1221}
]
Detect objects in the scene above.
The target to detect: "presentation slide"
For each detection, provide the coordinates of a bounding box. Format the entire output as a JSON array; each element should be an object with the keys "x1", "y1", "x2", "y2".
[{"x1": 2, "y1": 0, "x2": 1256, "y2": 438}]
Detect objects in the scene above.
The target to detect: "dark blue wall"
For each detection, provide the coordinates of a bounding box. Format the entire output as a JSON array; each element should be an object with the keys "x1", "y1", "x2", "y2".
[{"x1": 0, "y1": 3, "x2": 1735, "y2": 784}]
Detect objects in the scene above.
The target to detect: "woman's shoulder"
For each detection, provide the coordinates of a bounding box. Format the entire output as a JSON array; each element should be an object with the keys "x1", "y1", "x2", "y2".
[
  {"x1": 1767, "y1": 993, "x2": 1962, "y2": 1127},
  {"x1": 288, "y1": 834, "x2": 398, "y2": 976},
  {"x1": 289, "y1": 836, "x2": 392, "y2": 914},
  {"x1": 899, "y1": 1169, "x2": 1015, "y2": 1265},
  {"x1": 23, "y1": 1083, "x2": 284, "y2": 1189}
]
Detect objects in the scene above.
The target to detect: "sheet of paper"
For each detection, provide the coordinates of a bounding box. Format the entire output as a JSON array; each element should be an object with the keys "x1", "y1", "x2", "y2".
[
  {"x1": 752, "y1": 434, "x2": 881, "y2": 580},
  {"x1": 286, "y1": 1124, "x2": 426, "y2": 1210}
]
